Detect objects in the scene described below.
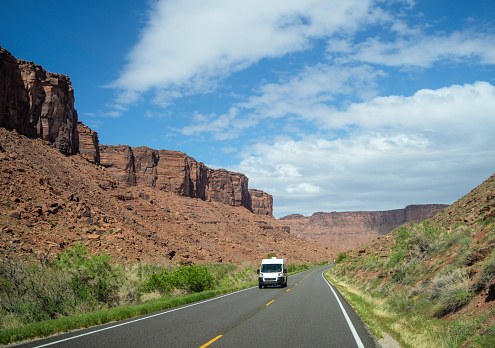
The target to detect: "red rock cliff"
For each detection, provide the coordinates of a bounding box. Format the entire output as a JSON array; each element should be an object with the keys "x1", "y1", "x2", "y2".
[
  {"x1": 0, "y1": 46, "x2": 78, "y2": 155},
  {"x1": 77, "y1": 121, "x2": 100, "y2": 164},
  {"x1": 249, "y1": 189, "x2": 273, "y2": 216},
  {"x1": 96, "y1": 145, "x2": 273, "y2": 215},
  {"x1": 279, "y1": 204, "x2": 448, "y2": 252},
  {"x1": 0, "y1": 46, "x2": 273, "y2": 216}
]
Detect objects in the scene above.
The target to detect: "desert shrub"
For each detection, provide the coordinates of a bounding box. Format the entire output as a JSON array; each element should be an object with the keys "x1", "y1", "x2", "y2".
[
  {"x1": 386, "y1": 250, "x2": 407, "y2": 269},
  {"x1": 387, "y1": 290, "x2": 414, "y2": 312},
  {"x1": 446, "y1": 225, "x2": 473, "y2": 249},
  {"x1": 173, "y1": 264, "x2": 216, "y2": 293},
  {"x1": 335, "y1": 252, "x2": 347, "y2": 264},
  {"x1": 430, "y1": 269, "x2": 474, "y2": 315},
  {"x1": 362, "y1": 255, "x2": 381, "y2": 271},
  {"x1": 218, "y1": 264, "x2": 257, "y2": 288},
  {"x1": 472, "y1": 323, "x2": 495, "y2": 347},
  {"x1": 445, "y1": 318, "x2": 481, "y2": 347},
  {"x1": 288, "y1": 264, "x2": 309, "y2": 272},
  {"x1": 54, "y1": 243, "x2": 124, "y2": 308},
  {"x1": 145, "y1": 264, "x2": 215, "y2": 295},
  {"x1": 476, "y1": 252, "x2": 495, "y2": 290},
  {"x1": 0, "y1": 256, "x2": 75, "y2": 325}
]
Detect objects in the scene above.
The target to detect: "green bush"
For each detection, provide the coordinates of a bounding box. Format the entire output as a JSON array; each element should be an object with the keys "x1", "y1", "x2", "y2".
[
  {"x1": 0, "y1": 256, "x2": 74, "y2": 324},
  {"x1": 335, "y1": 253, "x2": 347, "y2": 264},
  {"x1": 145, "y1": 264, "x2": 215, "y2": 295},
  {"x1": 173, "y1": 264, "x2": 216, "y2": 293},
  {"x1": 54, "y1": 243, "x2": 123, "y2": 308},
  {"x1": 145, "y1": 269, "x2": 175, "y2": 295}
]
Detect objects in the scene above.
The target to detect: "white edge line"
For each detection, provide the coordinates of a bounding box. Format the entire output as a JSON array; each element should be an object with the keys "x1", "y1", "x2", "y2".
[
  {"x1": 322, "y1": 271, "x2": 365, "y2": 348},
  {"x1": 33, "y1": 287, "x2": 255, "y2": 348}
]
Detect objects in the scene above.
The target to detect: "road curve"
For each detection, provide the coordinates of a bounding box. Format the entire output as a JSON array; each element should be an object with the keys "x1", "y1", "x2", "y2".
[{"x1": 17, "y1": 266, "x2": 378, "y2": 348}]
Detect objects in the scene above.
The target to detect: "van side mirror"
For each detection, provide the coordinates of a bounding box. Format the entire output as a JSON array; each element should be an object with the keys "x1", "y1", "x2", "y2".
[
  {"x1": 257, "y1": 269, "x2": 260, "y2": 274},
  {"x1": 284, "y1": 269, "x2": 287, "y2": 273}
]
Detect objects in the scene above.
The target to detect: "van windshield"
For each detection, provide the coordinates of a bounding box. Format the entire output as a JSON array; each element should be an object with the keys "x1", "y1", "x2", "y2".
[{"x1": 261, "y1": 264, "x2": 282, "y2": 272}]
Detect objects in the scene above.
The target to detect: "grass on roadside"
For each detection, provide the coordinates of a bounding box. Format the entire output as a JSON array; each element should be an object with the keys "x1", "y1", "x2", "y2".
[
  {"x1": 0, "y1": 283, "x2": 253, "y2": 345},
  {"x1": 326, "y1": 271, "x2": 495, "y2": 348},
  {"x1": 0, "y1": 246, "x2": 328, "y2": 346}
]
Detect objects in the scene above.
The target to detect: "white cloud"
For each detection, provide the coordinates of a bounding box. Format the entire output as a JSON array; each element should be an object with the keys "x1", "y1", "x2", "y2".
[
  {"x1": 239, "y1": 64, "x2": 385, "y2": 118},
  {"x1": 324, "y1": 81, "x2": 495, "y2": 134},
  {"x1": 329, "y1": 31, "x2": 495, "y2": 67},
  {"x1": 109, "y1": 0, "x2": 377, "y2": 105},
  {"x1": 286, "y1": 183, "x2": 321, "y2": 194},
  {"x1": 180, "y1": 63, "x2": 386, "y2": 139},
  {"x1": 232, "y1": 82, "x2": 495, "y2": 217}
]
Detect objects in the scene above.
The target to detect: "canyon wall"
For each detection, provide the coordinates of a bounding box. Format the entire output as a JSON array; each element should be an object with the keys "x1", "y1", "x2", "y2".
[
  {"x1": 1, "y1": 46, "x2": 273, "y2": 216},
  {"x1": 96, "y1": 144, "x2": 271, "y2": 214},
  {"x1": 0, "y1": 46, "x2": 78, "y2": 155},
  {"x1": 249, "y1": 189, "x2": 273, "y2": 216},
  {"x1": 279, "y1": 204, "x2": 448, "y2": 252}
]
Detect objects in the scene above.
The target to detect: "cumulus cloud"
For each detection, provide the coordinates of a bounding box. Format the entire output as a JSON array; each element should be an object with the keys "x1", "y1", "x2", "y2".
[
  {"x1": 94, "y1": 0, "x2": 495, "y2": 218},
  {"x1": 232, "y1": 82, "x2": 495, "y2": 217},
  {"x1": 109, "y1": 0, "x2": 377, "y2": 105}
]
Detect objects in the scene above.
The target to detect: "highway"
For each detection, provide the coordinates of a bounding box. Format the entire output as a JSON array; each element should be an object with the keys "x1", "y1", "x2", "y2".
[{"x1": 18, "y1": 266, "x2": 378, "y2": 348}]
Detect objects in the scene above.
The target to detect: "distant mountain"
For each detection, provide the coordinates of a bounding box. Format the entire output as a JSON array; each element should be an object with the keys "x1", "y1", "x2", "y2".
[{"x1": 279, "y1": 204, "x2": 448, "y2": 252}]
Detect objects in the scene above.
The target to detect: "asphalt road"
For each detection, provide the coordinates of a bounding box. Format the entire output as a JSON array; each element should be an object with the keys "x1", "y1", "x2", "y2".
[{"x1": 17, "y1": 266, "x2": 378, "y2": 348}]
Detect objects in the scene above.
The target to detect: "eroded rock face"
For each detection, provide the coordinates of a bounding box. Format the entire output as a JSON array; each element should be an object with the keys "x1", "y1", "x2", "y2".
[
  {"x1": 0, "y1": 127, "x2": 336, "y2": 265},
  {"x1": 0, "y1": 46, "x2": 78, "y2": 155},
  {"x1": 97, "y1": 145, "x2": 273, "y2": 215},
  {"x1": 77, "y1": 121, "x2": 100, "y2": 164},
  {"x1": 279, "y1": 204, "x2": 448, "y2": 252},
  {"x1": 99, "y1": 145, "x2": 137, "y2": 186},
  {"x1": 249, "y1": 189, "x2": 273, "y2": 216},
  {"x1": 0, "y1": 46, "x2": 273, "y2": 215}
]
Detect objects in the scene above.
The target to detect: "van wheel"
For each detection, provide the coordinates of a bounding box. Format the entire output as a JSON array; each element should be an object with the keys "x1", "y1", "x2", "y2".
[{"x1": 259, "y1": 284, "x2": 263, "y2": 289}]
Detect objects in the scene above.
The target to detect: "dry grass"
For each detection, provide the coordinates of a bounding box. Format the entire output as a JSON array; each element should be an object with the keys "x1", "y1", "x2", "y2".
[{"x1": 327, "y1": 272, "x2": 448, "y2": 348}]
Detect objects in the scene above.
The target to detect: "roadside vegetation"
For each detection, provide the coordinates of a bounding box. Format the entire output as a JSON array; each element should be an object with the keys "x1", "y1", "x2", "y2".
[
  {"x1": 0, "y1": 245, "x2": 325, "y2": 344},
  {"x1": 328, "y1": 218, "x2": 495, "y2": 348}
]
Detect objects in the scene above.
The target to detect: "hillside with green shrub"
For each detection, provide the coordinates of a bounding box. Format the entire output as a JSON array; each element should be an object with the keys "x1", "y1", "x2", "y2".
[
  {"x1": 0, "y1": 245, "x2": 323, "y2": 345},
  {"x1": 328, "y1": 173, "x2": 495, "y2": 347}
]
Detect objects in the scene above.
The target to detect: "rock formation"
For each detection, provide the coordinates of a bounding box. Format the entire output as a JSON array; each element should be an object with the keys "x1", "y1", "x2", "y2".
[
  {"x1": 77, "y1": 121, "x2": 100, "y2": 165},
  {"x1": 249, "y1": 189, "x2": 273, "y2": 216},
  {"x1": 0, "y1": 46, "x2": 78, "y2": 155},
  {"x1": 279, "y1": 204, "x2": 448, "y2": 252},
  {"x1": 0, "y1": 46, "x2": 274, "y2": 216},
  {"x1": 96, "y1": 145, "x2": 273, "y2": 215},
  {"x1": 0, "y1": 127, "x2": 335, "y2": 264}
]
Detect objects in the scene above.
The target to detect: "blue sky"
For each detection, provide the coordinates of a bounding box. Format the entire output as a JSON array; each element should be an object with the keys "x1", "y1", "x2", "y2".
[{"x1": 2, "y1": 0, "x2": 495, "y2": 218}]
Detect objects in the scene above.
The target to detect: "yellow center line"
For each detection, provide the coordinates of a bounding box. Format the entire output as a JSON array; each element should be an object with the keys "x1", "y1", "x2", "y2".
[
  {"x1": 301, "y1": 269, "x2": 318, "y2": 281},
  {"x1": 200, "y1": 335, "x2": 223, "y2": 348},
  {"x1": 286, "y1": 288, "x2": 291, "y2": 291},
  {"x1": 266, "y1": 300, "x2": 275, "y2": 306}
]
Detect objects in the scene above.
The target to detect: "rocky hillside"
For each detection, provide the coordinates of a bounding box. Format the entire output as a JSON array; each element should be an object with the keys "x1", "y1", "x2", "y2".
[
  {"x1": 0, "y1": 127, "x2": 334, "y2": 265},
  {"x1": 1, "y1": 46, "x2": 272, "y2": 218},
  {"x1": 280, "y1": 204, "x2": 447, "y2": 252},
  {"x1": 331, "y1": 173, "x2": 495, "y2": 346},
  {"x1": 0, "y1": 46, "x2": 335, "y2": 265}
]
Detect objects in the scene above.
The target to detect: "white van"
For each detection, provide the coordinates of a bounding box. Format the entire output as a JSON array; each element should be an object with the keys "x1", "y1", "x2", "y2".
[{"x1": 257, "y1": 257, "x2": 288, "y2": 288}]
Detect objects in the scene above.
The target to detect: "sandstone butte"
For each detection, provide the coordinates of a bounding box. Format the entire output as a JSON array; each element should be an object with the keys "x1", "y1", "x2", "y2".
[{"x1": 0, "y1": 45, "x2": 445, "y2": 265}]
